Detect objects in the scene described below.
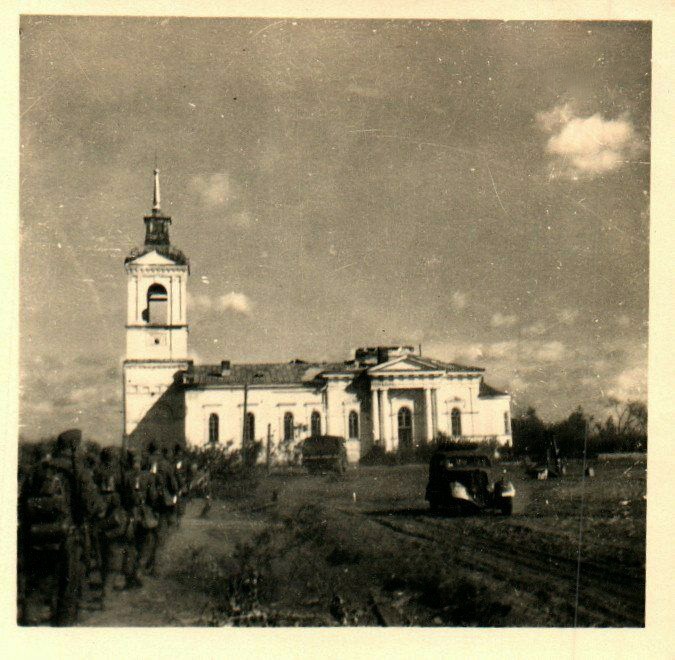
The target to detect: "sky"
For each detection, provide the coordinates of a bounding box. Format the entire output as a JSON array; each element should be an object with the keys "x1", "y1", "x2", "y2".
[{"x1": 19, "y1": 17, "x2": 650, "y2": 444}]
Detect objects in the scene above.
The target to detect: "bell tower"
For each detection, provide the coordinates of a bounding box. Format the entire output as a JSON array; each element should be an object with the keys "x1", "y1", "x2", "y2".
[{"x1": 122, "y1": 169, "x2": 190, "y2": 447}]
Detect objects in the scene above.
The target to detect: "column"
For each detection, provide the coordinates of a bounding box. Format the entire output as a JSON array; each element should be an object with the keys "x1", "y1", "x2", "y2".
[
  {"x1": 425, "y1": 387, "x2": 434, "y2": 442},
  {"x1": 324, "y1": 389, "x2": 331, "y2": 435},
  {"x1": 371, "y1": 387, "x2": 380, "y2": 444},
  {"x1": 382, "y1": 388, "x2": 392, "y2": 451}
]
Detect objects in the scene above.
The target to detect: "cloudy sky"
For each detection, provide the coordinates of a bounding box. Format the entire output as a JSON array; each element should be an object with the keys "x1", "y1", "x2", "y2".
[{"x1": 20, "y1": 17, "x2": 650, "y2": 443}]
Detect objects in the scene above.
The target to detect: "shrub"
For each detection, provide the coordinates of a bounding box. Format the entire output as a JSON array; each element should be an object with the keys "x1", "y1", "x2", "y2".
[
  {"x1": 184, "y1": 443, "x2": 260, "y2": 500},
  {"x1": 359, "y1": 445, "x2": 397, "y2": 466}
]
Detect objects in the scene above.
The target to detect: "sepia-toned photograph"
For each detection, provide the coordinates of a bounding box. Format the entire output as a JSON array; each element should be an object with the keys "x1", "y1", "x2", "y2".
[{"x1": 17, "y1": 15, "x2": 649, "y2": 628}]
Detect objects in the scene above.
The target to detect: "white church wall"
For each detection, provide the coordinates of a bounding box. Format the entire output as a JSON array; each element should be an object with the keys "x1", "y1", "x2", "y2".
[
  {"x1": 387, "y1": 389, "x2": 426, "y2": 449},
  {"x1": 324, "y1": 379, "x2": 363, "y2": 462},
  {"x1": 434, "y1": 376, "x2": 480, "y2": 437},
  {"x1": 185, "y1": 385, "x2": 327, "y2": 455},
  {"x1": 126, "y1": 326, "x2": 189, "y2": 361},
  {"x1": 123, "y1": 362, "x2": 188, "y2": 446},
  {"x1": 473, "y1": 396, "x2": 513, "y2": 447}
]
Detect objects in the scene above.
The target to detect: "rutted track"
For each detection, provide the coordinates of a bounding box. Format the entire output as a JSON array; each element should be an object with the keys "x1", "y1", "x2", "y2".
[{"x1": 359, "y1": 510, "x2": 644, "y2": 626}]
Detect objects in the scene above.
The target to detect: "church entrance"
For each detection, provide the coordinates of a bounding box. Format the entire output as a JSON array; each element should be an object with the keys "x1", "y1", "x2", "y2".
[{"x1": 397, "y1": 406, "x2": 413, "y2": 449}]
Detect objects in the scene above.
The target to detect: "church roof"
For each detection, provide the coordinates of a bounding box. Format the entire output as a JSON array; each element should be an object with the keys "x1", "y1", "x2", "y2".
[
  {"x1": 182, "y1": 361, "x2": 362, "y2": 387},
  {"x1": 125, "y1": 244, "x2": 189, "y2": 266},
  {"x1": 408, "y1": 355, "x2": 484, "y2": 372},
  {"x1": 182, "y1": 357, "x2": 497, "y2": 389},
  {"x1": 478, "y1": 380, "x2": 509, "y2": 398}
]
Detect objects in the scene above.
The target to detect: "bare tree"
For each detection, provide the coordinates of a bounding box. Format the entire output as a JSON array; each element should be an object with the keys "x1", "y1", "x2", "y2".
[{"x1": 606, "y1": 398, "x2": 647, "y2": 436}]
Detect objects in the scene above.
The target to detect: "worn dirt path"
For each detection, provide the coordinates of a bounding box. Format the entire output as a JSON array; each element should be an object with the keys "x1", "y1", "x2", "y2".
[{"x1": 78, "y1": 501, "x2": 262, "y2": 627}]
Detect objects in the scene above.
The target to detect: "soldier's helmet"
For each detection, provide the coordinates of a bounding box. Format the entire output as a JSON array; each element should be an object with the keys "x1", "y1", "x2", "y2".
[
  {"x1": 126, "y1": 449, "x2": 141, "y2": 470},
  {"x1": 36, "y1": 442, "x2": 52, "y2": 462},
  {"x1": 100, "y1": 446, "x2": 117, "y2": 466},
  {"x1": 55, "y1": 428, "x2": 82, "y2": 454}
]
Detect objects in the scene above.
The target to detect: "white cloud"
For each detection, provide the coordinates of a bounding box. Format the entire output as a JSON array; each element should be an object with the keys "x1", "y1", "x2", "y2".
[
  {"x1": 219, "y1": 292, "x2": 253, "y2": 315},
  {"x1": 537, "y1": 104, "x2": 644, "y2": 179},
  {"x1": 69, "y1": 386, "x2": 102, "y2": 404},
  {"x1": 187, "y1": 292, "x2": 215, "y2": 311},
  {"x1": 189, "y1": 291, "x2": 254, "y2": 316},
  {"x1": 483, "y1": 341, "x2": 518, "y2": 360},
  {"x1": 522, "y1": 322, "x2": 547, "y2": 337},
  {"x1": 535, "y1": 341, "x2": 566, "y2": 362},
  {"x1": 423, "y1": 341, "x2": 483, "y2": 364},
  {"x1": 29, "y1": 400, "x2": 55, "y2": 415},
  {"x1": 536, "y1": 104, "x2": 574, "y2": 132},
  {"x1": 191, "y1": 172, "x2": 235, "y2": 207},
  {"x1": 490, "y1": 312, "x2": 518, "y2": 328},
  {"x1": 230, "y1": 210, "x2": 253, "y2": 229},
  {"x1": 451, "y1": 291, "x2": 468, "y2": 310},
  {"x1": 607, "y1": 364, "x2": 647, "y2": 401},
  {"x1": 556, "y1": 308, "x2": 579, "y2": 325}
]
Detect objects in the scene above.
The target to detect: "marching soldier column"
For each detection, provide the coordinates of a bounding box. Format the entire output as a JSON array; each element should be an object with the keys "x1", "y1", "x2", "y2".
[{"x1": 18, "y1": 429, "x2": 197, "y2": 626}]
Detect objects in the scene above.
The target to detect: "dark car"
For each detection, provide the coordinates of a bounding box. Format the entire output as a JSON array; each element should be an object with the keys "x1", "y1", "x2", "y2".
[
  {"x1": 425, "y1": 448, "x2": 515, "y2": 515},
  {"x1": 301, "y1": 435, "x2": 348, "y2": 474}
]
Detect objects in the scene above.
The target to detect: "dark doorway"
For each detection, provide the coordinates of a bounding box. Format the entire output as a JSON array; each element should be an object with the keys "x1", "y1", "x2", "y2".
[
  {"x1": 310, "y1": 410, "x2": 321, "y2": 437},
  {"x1": 398, "y1": 406, "x2": 413, "y2": 449}
]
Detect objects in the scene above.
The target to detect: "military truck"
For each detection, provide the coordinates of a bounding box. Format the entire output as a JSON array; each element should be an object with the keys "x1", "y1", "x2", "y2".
[{"x1": 301, "y1": 435, "x2": 348, "y2": 475}]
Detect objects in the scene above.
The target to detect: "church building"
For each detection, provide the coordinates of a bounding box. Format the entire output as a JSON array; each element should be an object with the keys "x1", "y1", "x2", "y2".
[{"x1": 123, "y1": 172, "x2": 512, "y2": 462}]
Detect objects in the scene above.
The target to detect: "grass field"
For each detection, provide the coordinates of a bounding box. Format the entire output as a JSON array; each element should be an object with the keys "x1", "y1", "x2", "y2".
[{"x1": 157, "y1": 456, "x2": 645, "y2": 627}]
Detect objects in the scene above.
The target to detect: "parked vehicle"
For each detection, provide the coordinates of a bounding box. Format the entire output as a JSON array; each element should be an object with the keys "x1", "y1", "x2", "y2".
[
  {"x1": 301, "y1": 435, "x2": 348, "y2": 475},
  {"x1": 425, "y1": 448, "x2": 515, "y2": 515}
]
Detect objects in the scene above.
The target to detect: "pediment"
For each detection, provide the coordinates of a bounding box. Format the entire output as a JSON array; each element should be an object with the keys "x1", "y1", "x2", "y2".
[
  {"x1": 128, "y1": 250, "x2": 178, "y2": 266},
  {"x1": 368, "y1": 355, "x2": 436, "y2": 373}
]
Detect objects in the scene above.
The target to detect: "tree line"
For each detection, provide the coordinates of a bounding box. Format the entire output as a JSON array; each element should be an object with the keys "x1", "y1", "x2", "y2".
[{"x1": 511, "y1": 398, "x2": 647, "y2": 459}]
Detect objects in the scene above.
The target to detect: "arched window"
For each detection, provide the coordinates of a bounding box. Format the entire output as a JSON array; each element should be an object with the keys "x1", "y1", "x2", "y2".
[
  {"x1": 310, "y1": 410, "x2": 321, "y2": 437},
  {"x1": 348, "y1": 411, "x2": 359, "y2": 439},
  {"x1": 284, "y1": 412, "x2": 294, "y2": 441},
  {"x1": 451, "y1": 408, "x2": 462, "y2": 437},
  {"x1": 208, "y1": 413, "x2": 219, "y2": 443},
  {"x1": 147, "y1": 283, "x2": 168, "y2": 325},
  {"x1": 504, "y1": 412, "x2": 510, "y2": 435},
  {"x1": 397, "y1": 406, "x2": 413, "y2": 448},
  {"x1": 245, "y1": 412, "x2": 255, "y2": 442}
]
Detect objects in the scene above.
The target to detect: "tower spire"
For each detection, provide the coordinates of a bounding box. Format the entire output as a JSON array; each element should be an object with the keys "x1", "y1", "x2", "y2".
[{"x1": 152, "y1": 167, "x2": 161, "y2": 212}]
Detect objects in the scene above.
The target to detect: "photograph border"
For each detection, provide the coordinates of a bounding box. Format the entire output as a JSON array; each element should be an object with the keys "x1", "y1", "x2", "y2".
[{"x1": 2, "y1": 1, "x2": 673, "y2": 657}]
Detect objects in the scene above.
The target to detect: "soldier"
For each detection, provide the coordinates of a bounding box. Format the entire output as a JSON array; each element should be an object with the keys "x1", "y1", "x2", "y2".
[
  {"x1": 172, "y1": 443, "x2": 188, "y2": 526},
  {"x1": 161, "y1": 446, "x2": 180, "y2": 528},
  {"x1": 120, "y1": 449, "x2": 158, "y2": 584},
  {"x1": 81, "y1": 449, "x2": 102, "y2": 585},
  {"x1": 147, "y1": 443, "x2": 178, "y2": 547},
  {"x1": 141, "y1": 443, "x2": 169, "y2": 574},
  {"x1": 18, "y1": 429, "x2": 104, "y2": 626},
  {"x1": 93, "y1": 447, "x2": 131, "y2": 599}
]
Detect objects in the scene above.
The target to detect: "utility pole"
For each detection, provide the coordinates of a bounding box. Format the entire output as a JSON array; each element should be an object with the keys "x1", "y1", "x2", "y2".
[
  {"x1": 266, "y1": 423, "x2": 272, "y2": 475},
  {"x1": 242, "y1": 382, "x2": 249, "y2": 464}
]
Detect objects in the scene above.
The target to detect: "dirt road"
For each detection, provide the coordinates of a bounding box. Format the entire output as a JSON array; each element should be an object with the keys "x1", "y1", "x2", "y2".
[
  {"x1": 78, "y1": 501, "x2": 267, "y2": 626},
  {"x1": 76, "y1": 458, "x2": 645, "y2": 627}
]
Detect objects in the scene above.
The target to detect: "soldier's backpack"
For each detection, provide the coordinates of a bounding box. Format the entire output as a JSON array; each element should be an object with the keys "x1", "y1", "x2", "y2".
[
  {"x1": 98, "y1": 472, "x2": 129, "y2": 540},
  {"x1": 24, "y1": 460, "x2": 74, "y2": 544},
  {"x1": 129, "y1": 473, "x2": 158, "y2": 530},
  {"x1": 152, "y1": 459, "x2": 177, "y2": 510}
]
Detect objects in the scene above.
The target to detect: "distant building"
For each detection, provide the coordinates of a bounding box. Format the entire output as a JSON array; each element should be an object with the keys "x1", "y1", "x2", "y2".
[{"x1": 123, "y1": 172, "x2": 512, "y2": 461}]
